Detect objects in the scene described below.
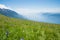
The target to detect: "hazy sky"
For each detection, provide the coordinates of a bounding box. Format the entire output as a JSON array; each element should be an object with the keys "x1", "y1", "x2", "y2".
[{"x1": 0, "y1": 0, "x2": 60, "y2": 15}]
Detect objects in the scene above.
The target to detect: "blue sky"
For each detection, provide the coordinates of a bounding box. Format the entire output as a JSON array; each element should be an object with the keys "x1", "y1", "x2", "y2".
[
  {"x1": 0, "y1": 0, "x2": 60, "y2": 15},
  {"x1": 0, "y1": 0, "x2": 60, "y2": 8}
]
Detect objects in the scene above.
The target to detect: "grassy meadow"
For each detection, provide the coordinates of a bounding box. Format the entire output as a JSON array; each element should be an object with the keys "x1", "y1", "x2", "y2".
[{"x1": 0, "y1": 14, "x2": 60, "y2": 40}]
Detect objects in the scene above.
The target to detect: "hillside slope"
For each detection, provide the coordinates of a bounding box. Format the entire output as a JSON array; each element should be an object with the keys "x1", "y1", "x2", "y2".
[{"x1": 0, "y1": 14, "x2": 60, "y2": 40}]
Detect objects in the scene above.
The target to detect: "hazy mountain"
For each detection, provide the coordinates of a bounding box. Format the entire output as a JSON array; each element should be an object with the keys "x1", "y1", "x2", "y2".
[
  {"x1": 0, "y1": 8, "x2": 25, "y2": 19},
  {"x1": 37, "y1": 13, "x2": 60, "y2": 24}
]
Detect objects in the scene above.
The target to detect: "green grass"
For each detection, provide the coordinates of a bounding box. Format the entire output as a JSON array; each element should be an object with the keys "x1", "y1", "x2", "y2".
[{"x1": 0, "y1": 14, "x2": 60, "y2": 40}]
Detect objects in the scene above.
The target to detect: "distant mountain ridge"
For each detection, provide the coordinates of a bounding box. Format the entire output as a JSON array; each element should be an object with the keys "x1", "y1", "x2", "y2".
[
  {"x1": 37, "y1": 13, "x2": 60, "y2": 24},
  {"x1": 0, "y1": 8, "x2": 25, "y2": 19},
  {"x1": 42, "y1": 13, "x2": 60, "y2": 16}
]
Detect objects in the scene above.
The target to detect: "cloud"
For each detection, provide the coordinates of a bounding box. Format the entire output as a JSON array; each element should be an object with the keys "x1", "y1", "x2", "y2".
[
  {"x1": 0, "y1": 4, "x2": 12, "y2": 10},
  {"x1": 0, "y1": 4, "x2": 8, "y2": 9},
  {"x1": 15, "y1": 8, "x2": 60, "y2": 16},
  {"x1": 15, "y1": 8, "x2": 60, "y2": 22},
  {"x1": 15, "y1": 8, "x2": 40, "y2": 15},
  {"x1": 41, "y1": 8, "x2": 60, "y2": 13}
]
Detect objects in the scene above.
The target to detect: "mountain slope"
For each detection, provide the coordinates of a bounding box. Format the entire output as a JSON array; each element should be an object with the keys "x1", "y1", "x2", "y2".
[
  {"x1": 0, "y1": 14, "x2": 60, "y2": 40},
  {"x1": 0, "y1": 8, "x2": 25, "y2": 19},
  {"x1": 41, "y1": 13, "x2": 60, "y2": 24}
]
